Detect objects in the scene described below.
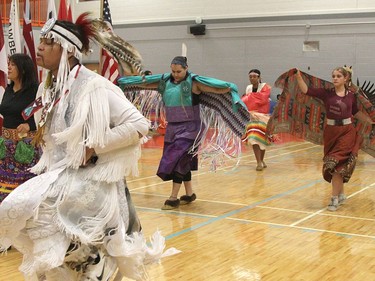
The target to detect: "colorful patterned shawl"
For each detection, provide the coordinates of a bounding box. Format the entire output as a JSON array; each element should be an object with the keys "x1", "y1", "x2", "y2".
[
  {"x1": 118, "y1": 73, "x2": 251, "y2": 170},
  {"x1": 267, "y1": 68, "x2": 375, "y2": 157}
]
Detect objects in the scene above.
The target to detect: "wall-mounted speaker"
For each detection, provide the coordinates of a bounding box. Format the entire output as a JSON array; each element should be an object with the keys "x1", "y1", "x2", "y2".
[{"x1": 189, "y1": 24, "x2": 206, "y2": 35}]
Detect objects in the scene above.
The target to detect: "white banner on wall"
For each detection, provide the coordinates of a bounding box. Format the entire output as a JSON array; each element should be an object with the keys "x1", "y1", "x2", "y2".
[{"x1": 8, "y1": 0, "x2": 22, "y2": 55}]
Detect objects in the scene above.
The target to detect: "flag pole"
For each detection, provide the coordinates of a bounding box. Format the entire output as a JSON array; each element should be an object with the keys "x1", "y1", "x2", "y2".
[
  {"x1": 100, "y1": 0, "x2": 104, "y2": 17},
  {"x1": 98, "y1": 0, "x2": 104, "y2": 73}
]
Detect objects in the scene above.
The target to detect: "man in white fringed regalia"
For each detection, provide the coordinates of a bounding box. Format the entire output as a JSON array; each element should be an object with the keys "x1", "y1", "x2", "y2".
[{"x1": 0, "y1": 13, "x2": 171, "y2": 281}]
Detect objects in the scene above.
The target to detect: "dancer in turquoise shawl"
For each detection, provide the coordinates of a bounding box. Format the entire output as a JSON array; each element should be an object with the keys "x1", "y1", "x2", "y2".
[{"x1": 118, "y1": 56, "x2": 250, "y2": 210}]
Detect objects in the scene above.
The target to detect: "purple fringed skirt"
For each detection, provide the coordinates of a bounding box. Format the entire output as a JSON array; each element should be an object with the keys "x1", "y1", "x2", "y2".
[{"x1": 157, "y1": 120, "x2": 201, "y2": 181}]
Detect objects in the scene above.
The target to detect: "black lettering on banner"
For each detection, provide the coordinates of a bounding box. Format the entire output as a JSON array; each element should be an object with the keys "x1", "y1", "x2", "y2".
[{"x1": 8, "y1": 24, "x2": 17, "y2": 55}]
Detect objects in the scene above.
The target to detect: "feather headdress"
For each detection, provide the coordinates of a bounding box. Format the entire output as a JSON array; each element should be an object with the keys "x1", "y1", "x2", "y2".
[
  {"x1": 34, "y1": 13, "x2": 145, "y2": 145},
  {"x1": 38, "y1": 12, "x2": 145, "y2": 103},
  {"x1": 91, "y1": 19, "x2": 144, "y2": 77},
  {"x1": 40, "y1": 13, "x2": 144, "y2": 78}
]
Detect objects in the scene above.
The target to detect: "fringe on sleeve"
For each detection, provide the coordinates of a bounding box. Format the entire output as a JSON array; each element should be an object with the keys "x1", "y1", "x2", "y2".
[{"x1": 52, "y1": 78, "x2": 112, "y2": 169}]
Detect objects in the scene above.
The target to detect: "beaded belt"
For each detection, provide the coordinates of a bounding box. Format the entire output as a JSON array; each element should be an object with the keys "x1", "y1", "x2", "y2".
[
  {"x1": 326, "y1": 118, "x2": 352, "y2": 126},
  {"x1": 2, "y1": 127, "x2": 36, "y2": 140}
]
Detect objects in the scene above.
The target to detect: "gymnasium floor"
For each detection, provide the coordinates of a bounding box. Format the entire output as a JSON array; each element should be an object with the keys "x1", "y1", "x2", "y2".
[{"x1": 2, "y1": 133, "x2": 375, "y2": 281}]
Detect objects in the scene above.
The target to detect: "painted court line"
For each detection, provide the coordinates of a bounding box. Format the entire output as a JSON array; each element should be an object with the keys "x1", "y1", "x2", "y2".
[
  {"x1": 258, "y1": 205, "x2": 375, "y2": 222},
  {"x1": 225, "y1": 217, "x2": 375, "y2": 239},
  {"x1": 161, "y1": 179, "x2": 322, "y2": 241},
  {"x1": 139, "y1": 200, "x2": 375, "y2": 240},
  {"x1": 132, "y1": 192, "x2": 250, "y2": 206},
  {"x1": 257, "y1": 205, "x2": 321, "y2": 214},
  {"x1": 138, "y1": 206, "x2": 217, "y2": 219},
  {"x1": 129, "y1": 143, "x2": 319, "y2": 191},
  {"x1": 291, "y1": 181, "x2": 375, "y2": 226},
  {"x1": 132, "y1": 141, "x2": 374, "y2": 241},
  {"x1": 136, "y1": 180, "x2": 375, "y2": 242}
]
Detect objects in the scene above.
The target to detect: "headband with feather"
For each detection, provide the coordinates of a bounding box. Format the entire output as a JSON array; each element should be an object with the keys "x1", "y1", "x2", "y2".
[
  {"x1": 34, "y1": 13, "x2": 145, "y2": 145},
  {"x1": 40, "y1": 13, "x2": 144, "y2": 79}
]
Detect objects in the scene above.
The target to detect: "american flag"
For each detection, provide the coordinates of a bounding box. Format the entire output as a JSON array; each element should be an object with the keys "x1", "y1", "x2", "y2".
[{"x1": 100, "y1": 0, "x2": 119, "y2": 83}]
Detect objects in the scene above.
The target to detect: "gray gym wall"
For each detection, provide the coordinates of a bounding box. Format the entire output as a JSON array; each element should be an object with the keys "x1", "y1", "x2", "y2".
[
  {"x1": 10, "y1": 1, "x2": 375, "y2": 100},
  {"x1": 76, "y1": 0, "x2": 375, "y2": 99},
  {"x1": 92, "y1": 14, "x2": 375, "y2": 100}
]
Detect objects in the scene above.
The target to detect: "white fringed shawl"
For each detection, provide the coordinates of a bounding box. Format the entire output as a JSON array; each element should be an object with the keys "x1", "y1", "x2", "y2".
[{"x1": 31, "y1": 66, "x2": 143, "y2": 182}]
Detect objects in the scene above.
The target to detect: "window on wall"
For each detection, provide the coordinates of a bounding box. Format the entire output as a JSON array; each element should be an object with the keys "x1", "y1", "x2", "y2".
[{"x1": 1, "y1": 0, "x2": 47, "y2": 27}]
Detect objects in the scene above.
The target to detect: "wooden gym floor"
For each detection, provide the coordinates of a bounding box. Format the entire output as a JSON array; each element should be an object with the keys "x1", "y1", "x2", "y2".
[{"x1": 1, "y1": 134, "x2": 375, "y2": 281}]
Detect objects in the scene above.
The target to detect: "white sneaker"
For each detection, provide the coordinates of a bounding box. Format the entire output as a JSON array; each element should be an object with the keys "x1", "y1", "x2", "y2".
[
  {"x1": 327, "y1": 196, "x2": 339, "y2": 212},
  {"x1": 338, "y1": 194, "x2": 347, "y2": 205}
]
